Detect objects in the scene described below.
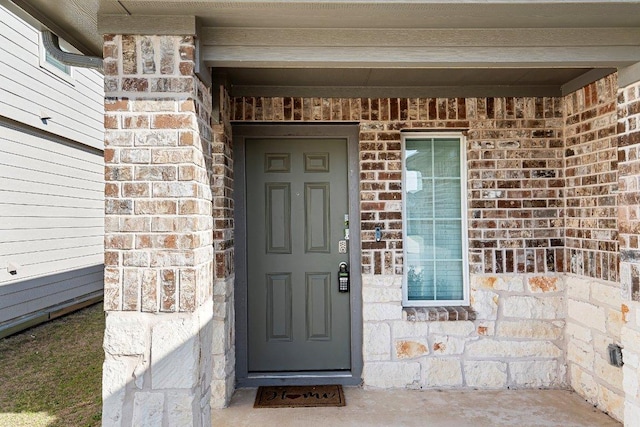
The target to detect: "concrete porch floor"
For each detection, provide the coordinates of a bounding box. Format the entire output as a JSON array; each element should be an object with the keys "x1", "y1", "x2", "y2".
[{"x1": 212, "y1": 387, "x2": 621, "y2": 426}]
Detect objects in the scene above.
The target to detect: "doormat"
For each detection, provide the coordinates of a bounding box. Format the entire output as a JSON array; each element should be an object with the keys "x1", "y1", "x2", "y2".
[{"x1": 253, "y1": 385, "x2": 346, "y2": 408}]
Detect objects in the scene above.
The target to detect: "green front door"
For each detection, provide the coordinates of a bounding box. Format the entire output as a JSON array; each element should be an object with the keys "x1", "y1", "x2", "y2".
[{"x1": 246, "y1": 138, "x2": 351, "y2": 372}]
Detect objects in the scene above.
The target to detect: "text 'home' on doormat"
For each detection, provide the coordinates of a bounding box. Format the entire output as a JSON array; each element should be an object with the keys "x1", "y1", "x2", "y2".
[{"x1": 253, "y1": 385, "x2": 346, "y2": 408}]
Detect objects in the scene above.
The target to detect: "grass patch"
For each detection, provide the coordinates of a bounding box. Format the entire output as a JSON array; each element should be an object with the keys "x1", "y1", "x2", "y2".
[{"x1": 0, "y1": 304, "x2": 104, "y2": 427}]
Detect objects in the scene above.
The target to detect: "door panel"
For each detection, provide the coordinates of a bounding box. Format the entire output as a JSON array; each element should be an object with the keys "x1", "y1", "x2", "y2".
[{"x1": 246, "y1": 138, "x2": 350, "y2": 372}]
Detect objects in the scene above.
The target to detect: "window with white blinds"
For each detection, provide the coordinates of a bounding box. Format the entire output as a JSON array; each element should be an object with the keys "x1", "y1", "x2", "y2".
[{"x1": 402, "y1": 134, "x2": 469, "y2": 306}]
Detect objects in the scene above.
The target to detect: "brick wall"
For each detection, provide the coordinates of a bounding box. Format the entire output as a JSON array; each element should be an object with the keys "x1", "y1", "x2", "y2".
[
  {"x1": 618, "y1": 79, "x2": 640, "y2": 423},
  {"x1": 565, "y1": 74, "x2": 619, "y2": 282},
  {"x1": 233, "y1": 96, "x2": 565, "y2": 277}
]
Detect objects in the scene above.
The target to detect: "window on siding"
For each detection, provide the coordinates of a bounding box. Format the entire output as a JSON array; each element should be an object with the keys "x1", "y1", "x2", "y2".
[
  {"x1": 38, "y1": 33, "x2": 73, "y2": 81},
  {"x1": 402, "y1": 133, "x2": 469, "y2": 306}
]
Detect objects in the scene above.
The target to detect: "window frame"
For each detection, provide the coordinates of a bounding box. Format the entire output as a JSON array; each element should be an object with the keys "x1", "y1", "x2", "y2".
[
  {"x1": 38, "y1": 32, "x2": 74, "y2": 83},
  {"x1": 401, "y1": 132, "x2": 470, "y2": 307}
]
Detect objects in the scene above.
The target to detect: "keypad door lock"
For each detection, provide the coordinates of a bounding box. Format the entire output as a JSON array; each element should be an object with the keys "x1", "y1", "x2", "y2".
[{"x1": 338, "y1": 262, "x2": 350, "y2": 293}]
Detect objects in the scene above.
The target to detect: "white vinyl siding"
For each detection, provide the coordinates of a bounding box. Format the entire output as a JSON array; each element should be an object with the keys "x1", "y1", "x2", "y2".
[
  {"x1": 0, "y1": 5, "x2": 104, "y2": 150},
  {"x1": 0, "y1": 122, "x2": 104, "y2": 323},
  {"x1": 402, "y1": 133, "x2": 469, "y2": 306}
]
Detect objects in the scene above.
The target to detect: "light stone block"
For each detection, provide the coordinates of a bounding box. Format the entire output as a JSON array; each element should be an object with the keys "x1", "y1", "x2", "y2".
[
  {"x1": 606, "y1": 308, "x2": 624, "y2": 338},
  {"x1": 597, "y1": 385, "x2": 624, "y2": 422},
  {"x1": 476, "y1": 321, "x2": 496, "y2": 336},
  {"x1": 470, "y1": 290, "x2": 498, "y2": 320},
  {"x1": 395, "y1": 339, "x2": 429, "y2": 359},
  {"x1": 471, "y1": 275, "x2": 524, "y2": 292},
  {"x1": 363, "y1": 303, "x2": 403, "y2": 321},
  {"x1": 151, "y1": 315, "x2": 199, "y2": 390},
  {"x1": 102, "y1": 357, "x2": 130, "y2": 427},
  {"x1": 566, "y1": 276, "x2": 590, "y2": 300},
  {"x1": 363, "y1": 362, "x2": 421, "y2": 388},
  {"x1": 422, "y1": 358, "x2": 463, "y2": 387},
  {"x1": 623, "y1": 365, "x2": 639, "y2": 399},
  {"x1": 566, "y1": 321, "x2": 593, "y2": 344},
  {"x1": 429, "y1": 321, "x2": 475, "y2": 336},
  {"x1": 132, "y1": 392, "x2": 164, "y2": 427},
  {"x1": 496, "y1": 320, "x2": 563, "y2": 340},
  {"x1": 363, "y1": 274, "x2": 402, "y2": 288},
  {"x1": 363, "y1": 322, "x2": 391, "y2": 361},
  {"x1": 166, "y1": 391, "x2": 196, "y2": 427},
  {"x1": 502, "y1": 296, "x2": 564, "y2": 319},
  {"x1": 591, "y1": 281, "x2": 622, "y2": 308},
  {"x1": 567, "y1": 339, "x2": 595, "y2": 371},
  {"x1": 570, "y1": 364, "x2": 598, "y2": 401},
  {"x1": 466, "y1": 339, "x2": 563, "y2": 358},
  {"x1": 464, "y1": 361, "x2": 507, "y2": 388},
  {"x1": 431, "y1": 335, "x2": 466, "y2": 355},
  {"x1": 363, "y1": 287, "x2": 402, "y2": 303},
  {"x1": 104, "y1": 313, "x2": 149, "y2": 356},
  {"x1": 622, "y1": 324, "x2": 640, "y2": 354},
  {"x1": 392, "y1": 320, "x2": 430, "y2": 338},
  {"x1": 211, "y1": 319, "x2": 227, "y2": 354},
  {"x1": 527, "y1": 276, "x2": 563, "y2": 293},
  {"x1": 567, "y1": 299, "x2": 607, "y2": 333},
  {"x1": 509, "y1": 360, "x2": 565, "y2": 387},
  {"x1": 624, "y1": 400, "x2": 640, "y2": 427}
]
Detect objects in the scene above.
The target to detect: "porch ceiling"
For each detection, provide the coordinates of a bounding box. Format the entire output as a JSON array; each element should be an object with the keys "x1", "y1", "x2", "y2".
[{"x1": 5, "y1": 0, "x2": 640, "y2": 96}]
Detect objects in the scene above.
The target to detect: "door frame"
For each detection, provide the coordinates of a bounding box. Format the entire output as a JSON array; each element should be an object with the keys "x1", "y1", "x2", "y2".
[{"x1": 233, "y1": 124, "x2": 363, "y2": 387}]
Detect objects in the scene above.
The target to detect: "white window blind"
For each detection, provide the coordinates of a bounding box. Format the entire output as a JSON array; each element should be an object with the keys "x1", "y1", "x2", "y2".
[{"x1": 402, "y1": 134, "x2": 469, "y2": 306}]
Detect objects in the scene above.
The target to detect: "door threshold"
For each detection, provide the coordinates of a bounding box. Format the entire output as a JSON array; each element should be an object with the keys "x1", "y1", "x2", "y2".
[{"x1": 238, "y1": 371, "x2": 362, "y2": 387}]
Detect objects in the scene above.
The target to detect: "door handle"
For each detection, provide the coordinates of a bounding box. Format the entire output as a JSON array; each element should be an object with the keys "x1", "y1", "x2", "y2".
[{"x1": 338, "y1": 262, "x2": 349, "y2": 293}]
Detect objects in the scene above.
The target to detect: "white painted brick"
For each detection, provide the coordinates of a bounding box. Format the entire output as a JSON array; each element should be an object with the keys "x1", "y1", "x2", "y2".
[
  {"x1": 466, "y1": 339, "x2": 562, "y2": 358},
  {"x1": 422, "y1": 358, "x2": 463, "y2": 387},
  {"x1": 502, "y1": 296, "x2": 564, "y2": 319},
  {"x1": 496, "y1": 320, "x2": 563, "y2": 340},
  {"x1": 509, "y1": 360, "x2": 565, "y2": 387},
  {"x1": 363, "y1": 362, "x2": 421, "y2": 388},
  {"x1": 567, "y1": 299, "x2": 607, "y2": 333},
  {"x1": 132, "y1": 392, "x2": 164, "y2": 427},
  {"x1": 363, "y1": 322, "x2": 391, "y2": 361},
  {"x1": 464, "y1": 361, "x2": 507, "y2": 388}
]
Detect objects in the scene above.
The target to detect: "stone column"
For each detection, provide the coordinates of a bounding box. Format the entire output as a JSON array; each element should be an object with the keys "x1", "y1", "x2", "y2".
[
  {"x1": 102, "y1": 34, "x2": 218, "y2": 426},
  {"x1": 617, "y1": 78, "x2": 640, "y2": 425}
]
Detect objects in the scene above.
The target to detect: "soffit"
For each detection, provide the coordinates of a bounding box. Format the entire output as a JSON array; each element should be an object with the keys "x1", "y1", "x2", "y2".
[{"x1": 5, "y1": 0, "x2": 640, "y2": 96}]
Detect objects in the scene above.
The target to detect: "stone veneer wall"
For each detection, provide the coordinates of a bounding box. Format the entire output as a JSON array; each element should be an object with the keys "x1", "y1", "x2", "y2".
[
  {"x1": 562, "y1": 76, "x2": 625, "y2": 421},
  {"x1": 232, "y1": 96, "x2": 568, "y2": 389},
  {"x1": 102, "y1": 34, "x2": 234, "y2": 426},
  {"x1": 619, "y1": 79, "x2": 640, "y2": 424}
]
